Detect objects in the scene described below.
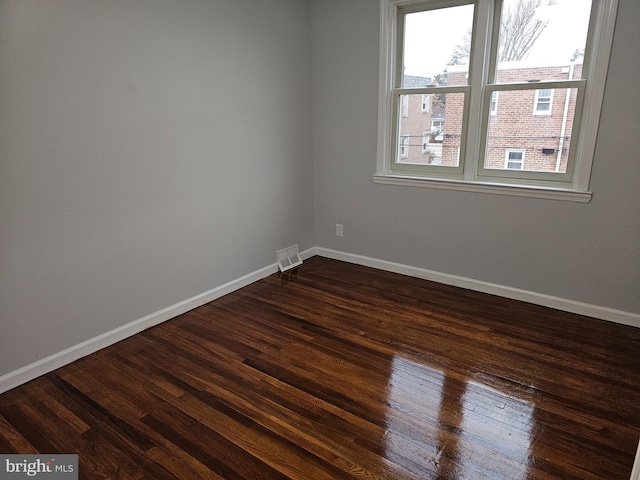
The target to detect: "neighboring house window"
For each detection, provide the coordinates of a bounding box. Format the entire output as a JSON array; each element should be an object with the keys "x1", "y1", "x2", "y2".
[
  {"x1": 399, "y1": 135, "x2": 409, "y2": 158},
  {"x1": 376, "y1": 0, "x2": 618, "y2": 201},
  {"x1": 401, "y1": 95, "x2": 409, "y2": 117},
  {"x1": 421, "y1": 94, "x2": 430, "y2": 113},
  {"x1": 422, "y1": 131, "x2": 430, "y2": 153},
  {"x1": 490, "y1": 91, "x2": 498, "y2": 116},
  {"x1": 505, "y1": 149, "x2": 525, "y2": 170},
  {"x1": 534, "y1": 89, "x2": 553, "y2": 115}
]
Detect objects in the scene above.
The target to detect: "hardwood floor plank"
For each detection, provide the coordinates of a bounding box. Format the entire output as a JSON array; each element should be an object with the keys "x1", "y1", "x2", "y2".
[
  {"x1": 1, "y1": 256, "x2": 638, "y2": 479},
  {"x1": 141, "y1": 409, "x2": 289, "y2": 480},
  {"x1": 1, "y1": 396, "x2": 59, "y2": 453},
  {"x1": 144, "y1": 445, "x2": 226, "y2": 480},
  {"x1": 0, "y1": 414, "x2": 38, "y2": 454}
]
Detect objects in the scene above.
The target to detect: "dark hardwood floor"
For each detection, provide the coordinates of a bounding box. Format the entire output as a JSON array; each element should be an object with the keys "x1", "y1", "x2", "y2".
[{"x1": 1, "y1": 256, "x2": 639, "y2": 479}]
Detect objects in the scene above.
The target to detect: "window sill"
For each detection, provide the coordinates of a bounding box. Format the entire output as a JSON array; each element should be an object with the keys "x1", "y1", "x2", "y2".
[{"x1": 372, "y1": 174, "x2": 592, "y2": 203}]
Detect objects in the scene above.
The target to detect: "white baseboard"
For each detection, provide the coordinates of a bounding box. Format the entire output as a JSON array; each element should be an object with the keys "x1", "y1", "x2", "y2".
[
  {"x1": 1, "y1": 246, "x2": 637, "y2": 395},
  {"x1": 0, "y1": 248, "x2": 316, "y2": 395},
  {"x1": 631, "y1": 439, "x2": 640, "y2": 480},
  {"x1": 315, "y1": 247, "x2": 640, "y2": 329}
]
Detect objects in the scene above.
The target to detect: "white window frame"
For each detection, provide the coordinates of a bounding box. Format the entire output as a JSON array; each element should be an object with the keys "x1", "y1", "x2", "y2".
[
  {"x1": 505, "y1": 149, "x2": 525, "y2": 170},
  {"x1": 401, "y1": 94, "x2": 409, "y2": 117},
  {"x1": 375, "y1": 0, "x2": 619, "y2": 203},
  {"x1": 533, "y1": 88, "x2": 553, "y2": 115}
]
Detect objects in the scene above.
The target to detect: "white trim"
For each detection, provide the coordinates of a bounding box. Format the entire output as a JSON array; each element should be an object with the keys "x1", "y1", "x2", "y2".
[
  {"x1": 376, "y1": 0, "x2": 396, "y2": 176},
  {"x1": 314, "y1": 247, "x2": 640, "y2": 328},
  {"x1": 631, "y1": 439, "x2": 640, "y2": 480},
  {"x1": 373, "y1": 174, "x2": 593, "y2": 202},
  {"x1": 0, "y1": 248, "x2": 316, "y2": 394},
  {"x1": 573, "y1": 0, "x2": 619, "y2": 191}
]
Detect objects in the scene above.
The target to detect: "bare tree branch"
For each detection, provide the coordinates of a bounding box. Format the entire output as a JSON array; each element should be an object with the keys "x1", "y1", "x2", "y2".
[
  {"x1": 448, "y1": 0, "x2": 548, "y2": 65},
  {"x1": 499, "y1": 0, "x2": 548, "y2": 61}
]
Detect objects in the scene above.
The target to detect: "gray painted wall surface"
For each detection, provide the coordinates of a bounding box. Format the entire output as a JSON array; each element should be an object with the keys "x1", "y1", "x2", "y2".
[
  {"x1": 1, "y1": 0, "x2": 638, "y2": 379},
  {"x1": 310, "y1": 0, "x2": 640, "y2": 314},
  {"x1": 0, "y1": 0, "x2": 314, "y2": 376}
]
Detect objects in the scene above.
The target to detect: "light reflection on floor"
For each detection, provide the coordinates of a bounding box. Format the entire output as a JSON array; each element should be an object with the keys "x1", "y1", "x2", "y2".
[{"x1": 383, "y1": 355, "x2": 534, "y2": 479}]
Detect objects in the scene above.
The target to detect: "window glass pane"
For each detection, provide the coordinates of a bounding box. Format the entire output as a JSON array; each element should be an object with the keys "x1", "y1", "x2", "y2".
[
  {"x1": 402, "y1": 4, "x2": 475, "y2": 87},
  {"x1": 397, "y1": 93, "x2": 465, "y2": 167},
  {"x1": 496, "y1": 0, "x2": 592, "y2": 83},
  {"x1": 484, "y1": 87, "x2": 578, "y2": 173}
]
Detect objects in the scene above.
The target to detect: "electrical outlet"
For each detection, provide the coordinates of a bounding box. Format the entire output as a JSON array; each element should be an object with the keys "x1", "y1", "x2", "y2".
[{"x1": 336, "y1": 224, "x2": 344, "y2": 237}]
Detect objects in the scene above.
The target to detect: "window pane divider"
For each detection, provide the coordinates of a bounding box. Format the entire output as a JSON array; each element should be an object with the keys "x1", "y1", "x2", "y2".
[{"x1": 393, "y1": 86, "x2": 470, "y2": 95}]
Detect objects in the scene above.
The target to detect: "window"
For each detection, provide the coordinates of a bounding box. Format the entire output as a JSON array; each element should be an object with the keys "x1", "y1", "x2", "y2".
[
  {"x1": 399, "y1": 135, "x2": 409, "y2": 158},
  {"x1": 490, "y1": 91, "x2": 498, "y2": 115},
  {"x1": 534, "y1": 88, "x2": 553, "y2": 115},
  {"x1": 376, "y1": 0, "x2": 618, "y2": 202},
  {"x1": 422, "y1": 131, "x2": 430, "y2": 153},
  {"x1": 505, "y1": 149, "x2": 524, "y2": 170},
  {"x1": 421, "y1": 94, "x2": 430, "y2": 112}
]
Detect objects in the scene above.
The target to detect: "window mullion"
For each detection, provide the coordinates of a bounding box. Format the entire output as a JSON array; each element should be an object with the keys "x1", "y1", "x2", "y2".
[{"x1": 464, "y1": 0, "x2": 494, "y2": 181}]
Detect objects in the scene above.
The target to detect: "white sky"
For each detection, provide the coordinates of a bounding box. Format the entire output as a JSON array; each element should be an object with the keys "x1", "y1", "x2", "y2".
[{"x1": 403, "y1": 0, "x2": 593, "y2": 77}]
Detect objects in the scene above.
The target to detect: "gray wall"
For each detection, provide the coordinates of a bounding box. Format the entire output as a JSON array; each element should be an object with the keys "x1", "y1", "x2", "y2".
[
  {"x1": 2, "y1": 0, "x2": 638, "y2": 380},
  {"x1": 311, "y1": 0, "x2": 640, "y2": 314},
  {"x1": 0, "y1": 0, "x2": 314, "y2": 376}
]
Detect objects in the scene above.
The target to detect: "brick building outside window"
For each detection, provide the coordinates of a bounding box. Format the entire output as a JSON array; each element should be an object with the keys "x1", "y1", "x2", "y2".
[{"x1": 398, "y1": 63, "x2": 582, "y2": 174}]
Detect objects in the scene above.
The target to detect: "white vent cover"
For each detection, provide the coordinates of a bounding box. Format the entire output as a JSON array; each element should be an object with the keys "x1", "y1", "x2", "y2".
[{"x1": 277, "y1": 244, "x2": 303, "y2": 272}]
